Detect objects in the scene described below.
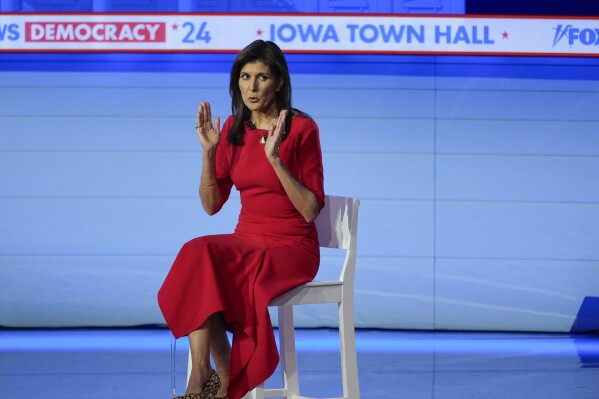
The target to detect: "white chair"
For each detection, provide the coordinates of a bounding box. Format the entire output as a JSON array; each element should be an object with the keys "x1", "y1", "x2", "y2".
[
  {"x1": 245, "y1": 195, "x2": 361, "y2": 399},
  {"x1": 186, "y1": 195, "x2": 361, "y2": 399}
]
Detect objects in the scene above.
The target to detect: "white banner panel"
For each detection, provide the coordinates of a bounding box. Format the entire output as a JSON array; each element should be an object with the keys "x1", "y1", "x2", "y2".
[{"x1": 0, "y1": 13, "x2": 598, "y2": 56}]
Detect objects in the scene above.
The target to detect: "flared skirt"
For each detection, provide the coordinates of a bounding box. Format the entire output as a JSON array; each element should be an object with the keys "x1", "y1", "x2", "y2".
[{"x1": 157, "y1": 232, "x2": 319, "y2": 399}]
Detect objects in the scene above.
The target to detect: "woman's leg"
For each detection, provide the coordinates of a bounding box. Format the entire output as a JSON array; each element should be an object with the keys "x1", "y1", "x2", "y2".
[
  {"x1": 187, "y1": 316, "x2": 216, "y2": 394},
  {"x1": 210, "y1": 313, "x2": 231, "y2": 397}
]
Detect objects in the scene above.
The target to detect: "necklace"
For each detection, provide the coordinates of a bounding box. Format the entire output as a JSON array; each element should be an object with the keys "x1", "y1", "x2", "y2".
[{"x1": 246, "y1": 120, "x2": 267, "y2": 144}]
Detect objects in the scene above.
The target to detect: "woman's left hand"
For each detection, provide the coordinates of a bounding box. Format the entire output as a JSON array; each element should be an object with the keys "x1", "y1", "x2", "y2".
[{"x1": 265, "y1": 109, "x2": 287, "y2": 164}]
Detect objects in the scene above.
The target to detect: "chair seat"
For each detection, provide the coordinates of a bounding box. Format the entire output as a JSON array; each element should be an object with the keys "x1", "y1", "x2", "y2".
[{"x1": 269, "y1": 281, "x2": 344, "y2": 306}]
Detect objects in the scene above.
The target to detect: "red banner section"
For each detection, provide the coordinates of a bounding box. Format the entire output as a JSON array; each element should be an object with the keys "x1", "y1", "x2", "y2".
[{"x1": 24, "y1": 22, "x2": 166, "y2": 42}]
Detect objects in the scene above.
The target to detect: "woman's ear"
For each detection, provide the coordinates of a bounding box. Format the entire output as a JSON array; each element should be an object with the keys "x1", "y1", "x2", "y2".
[{"x1": 276, "y1": 80, "x2": 283, "y2": 92}]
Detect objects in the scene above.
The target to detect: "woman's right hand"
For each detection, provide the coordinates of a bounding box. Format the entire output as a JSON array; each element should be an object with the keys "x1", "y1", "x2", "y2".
[{"x1": 196, "y1": 101, "x2": 221, "y2": 152}]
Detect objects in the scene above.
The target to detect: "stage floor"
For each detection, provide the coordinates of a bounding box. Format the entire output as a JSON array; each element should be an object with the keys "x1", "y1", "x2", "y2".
[{"x1": 1, "y1": 328, "x2": 598, "y2": 398}]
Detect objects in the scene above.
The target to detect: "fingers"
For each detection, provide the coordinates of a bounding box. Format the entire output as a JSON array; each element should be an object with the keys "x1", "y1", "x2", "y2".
[
  {"x1": 196, "y1": 103, "x2": 203, "y2": 129},
  {"x1": 276, "y1": 109, "x2": 287, "y2": 133},
  {"x1": 269, "y1": 109, "x2": 287, "y2": 140},
  {"x1": 196, "y1": 102, "x2": 221, "y2": 150},
  {"x1": 197, "y1": 101, "x2": 212, "y2": 129},
  {"x1": 278, "y1": 109, "x2": 288, "y2": 122},
  {"x1": 197, "y1": 102, "x2": 206, "y2": 130},
  {"x1": 205, "y1": 102, "x2": 213, "y2": 126},
  {"x1": 214, "y1": 116, "x2": 221, "y2": 135}
]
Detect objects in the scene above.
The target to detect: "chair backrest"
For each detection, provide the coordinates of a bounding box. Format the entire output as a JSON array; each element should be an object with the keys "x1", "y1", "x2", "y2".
[
  {"x1": 315, "y1": 195, "x2": 360, "y2": 285},
  {"x1": 315, "y1": 195, "x2": 360, "y2": 250}
]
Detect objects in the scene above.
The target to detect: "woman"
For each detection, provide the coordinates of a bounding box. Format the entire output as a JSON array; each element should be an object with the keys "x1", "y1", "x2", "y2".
[{"x1": 157, "y1": 40, "x2": 325, "y2": 399}]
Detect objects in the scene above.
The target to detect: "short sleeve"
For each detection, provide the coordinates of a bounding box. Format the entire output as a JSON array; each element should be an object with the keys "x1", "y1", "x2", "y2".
[{"x1": 298, "y1": 119, "x2": 325, "y2": 210}]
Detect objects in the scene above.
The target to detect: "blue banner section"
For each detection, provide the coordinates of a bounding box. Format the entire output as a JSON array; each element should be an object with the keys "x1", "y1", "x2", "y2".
[
  {"x1": 571, "y1": 297, "x2": 599, "y2": 333},
  {"x1": 0, "y1": 0, "x2": 465, "y2": 14},
  {"x1": 1, "y1": 52, "x2": 598, "y2": 80}
]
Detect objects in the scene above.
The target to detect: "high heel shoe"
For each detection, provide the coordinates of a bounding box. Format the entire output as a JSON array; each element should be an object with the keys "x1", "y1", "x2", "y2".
[{"x1": 175, "y1": 369, "x2": 221, "y2": 399}]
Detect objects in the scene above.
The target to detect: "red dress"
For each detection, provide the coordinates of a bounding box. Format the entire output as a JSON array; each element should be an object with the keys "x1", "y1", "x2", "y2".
[{"x1": 157, "y1": 113, "x2": 325, "y2": 399}]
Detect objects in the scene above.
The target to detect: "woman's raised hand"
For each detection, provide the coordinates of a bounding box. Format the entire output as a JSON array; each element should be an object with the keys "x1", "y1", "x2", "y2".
[
  {"x1": 196, "y1": 101, "x2": 221, "y2": 152},
  {"x1": 265, "y1": 109, "x2": 287, "y2": 163}
]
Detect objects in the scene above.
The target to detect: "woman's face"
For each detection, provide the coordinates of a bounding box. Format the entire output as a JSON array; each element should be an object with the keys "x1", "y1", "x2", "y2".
[{"x1": 239, "y1": 61, "x2": 281, "y2": 116}]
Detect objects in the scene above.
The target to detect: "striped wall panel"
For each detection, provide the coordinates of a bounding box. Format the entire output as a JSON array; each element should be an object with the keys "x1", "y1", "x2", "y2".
[{"x1": 1, "y1": 66, "x2": 598, "y2": 331}]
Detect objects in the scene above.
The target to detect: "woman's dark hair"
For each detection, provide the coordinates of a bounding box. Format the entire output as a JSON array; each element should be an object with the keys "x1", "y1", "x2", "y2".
[{"x1": 228, "y1": 40, "x2": 293, "y2": 145}]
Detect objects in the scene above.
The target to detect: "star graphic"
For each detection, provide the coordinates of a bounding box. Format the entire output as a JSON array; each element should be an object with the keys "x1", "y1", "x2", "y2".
[
  {"x1": 256, "y1": 28, "x2": 263, "y2": 36},
  {"x1": 171, "y1": 23, "x2": 179, "y2": 30},
  {"x1": 501, "y1": 31, "x2": 509, "y2": 39}
]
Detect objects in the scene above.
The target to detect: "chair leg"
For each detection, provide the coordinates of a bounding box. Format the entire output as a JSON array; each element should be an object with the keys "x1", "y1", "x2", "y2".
[
  {"x1": 279, "y1": 305, "x2": 299, "y2": 398},
  {"x1": 339, "y1": 301, "x2": 360, "y2": 399},
  {"x1": 186, "y1": 345, "x2": 192, "y2": 387},
  {"x1": 246, "y1": 385, "x2": 262, "y2": 399}
]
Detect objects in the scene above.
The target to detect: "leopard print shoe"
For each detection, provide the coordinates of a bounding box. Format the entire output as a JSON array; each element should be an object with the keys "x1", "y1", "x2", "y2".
[{"x1": 175, "y1": 370, "x2": 221, "y2": 399}]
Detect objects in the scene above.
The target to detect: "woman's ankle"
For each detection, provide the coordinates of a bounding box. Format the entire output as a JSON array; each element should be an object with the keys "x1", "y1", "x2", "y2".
[
  {"x1": 216, "y1": 373, "x2": 228, "y2": 394},
  {"x1": 186, "y1": 365, "x2": 214, "y2": 393}
]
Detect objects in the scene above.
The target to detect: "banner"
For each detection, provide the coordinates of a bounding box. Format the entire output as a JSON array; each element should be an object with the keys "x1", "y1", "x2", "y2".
[{"x1": 1, "y1": 13, "x2": 598, "y2": 56}]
